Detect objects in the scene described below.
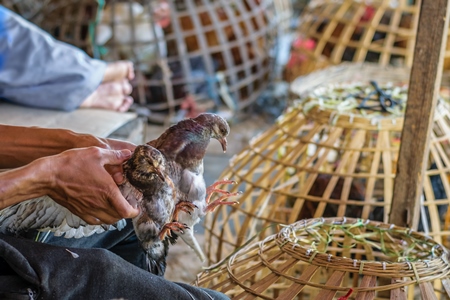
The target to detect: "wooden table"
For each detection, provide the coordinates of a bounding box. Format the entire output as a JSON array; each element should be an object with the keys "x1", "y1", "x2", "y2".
[{"x1": 0, "y1": 103, "x2": 144, "y2": 144}]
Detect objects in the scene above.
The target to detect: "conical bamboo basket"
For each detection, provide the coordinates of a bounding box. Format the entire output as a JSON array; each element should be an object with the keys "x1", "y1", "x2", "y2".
[
  {"x1": 204, "y1": 63, "x2": 450, "y2": 265},
  {"x1": 284, "y1": 0, "x2": 450, "y2": 81},
  {"x1": 195, "y1": 217, "x2": 450, "y2": 299}
]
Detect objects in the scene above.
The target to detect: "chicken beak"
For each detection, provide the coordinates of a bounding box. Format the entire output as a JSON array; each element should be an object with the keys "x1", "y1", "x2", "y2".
[
  {"x1": 154, "y1": 168, "x2": 166, "y2": 182},
  {"x1": 150, "y1": 160, "x2": 165, "y2": 182},
  {"x1": 219, "y1": 137, "x2": 228, "y2": 153}
]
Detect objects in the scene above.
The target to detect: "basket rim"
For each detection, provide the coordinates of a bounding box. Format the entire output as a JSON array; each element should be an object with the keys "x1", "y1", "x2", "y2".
[
  {"x1": 298, "y1": 104, "x2": 405, "y2": 130},
  {"x1": 273, "y1": 217, "x2": 450, "y2": 282}
]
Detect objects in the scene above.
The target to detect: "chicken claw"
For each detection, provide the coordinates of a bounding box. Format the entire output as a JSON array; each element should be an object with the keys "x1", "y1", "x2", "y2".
[
  {"x1": 205, "y1": 178, "x2": 237, "y2": 204},
  {"x1": 172, "y1": 201, "x2": 197, "y2": 221},
  {"x1": 206, "y1": 191, "x2": 242, "y2": 213},
  {"x1": 158, "y1": 222, "x2": 189, "y2": 240}
]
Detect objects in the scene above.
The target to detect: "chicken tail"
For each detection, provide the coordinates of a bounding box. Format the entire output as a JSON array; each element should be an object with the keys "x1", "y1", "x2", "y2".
[{"x1": 178, "y1": 228, "x2": 206, "y2": 262}]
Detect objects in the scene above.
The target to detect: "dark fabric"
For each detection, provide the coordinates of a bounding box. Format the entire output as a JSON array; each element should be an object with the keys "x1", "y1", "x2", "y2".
[
  {"x1": 18, "y1": 219, "x2": 148, "y2": 271},
  {"x1": 0, "y1": 234, "x2": 229, "y2": 300}
]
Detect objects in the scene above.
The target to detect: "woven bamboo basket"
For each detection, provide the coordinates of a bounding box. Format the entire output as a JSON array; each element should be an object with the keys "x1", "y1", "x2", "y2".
[
  {"x1": 1, "y1": 0, "x2": 101, "y2": 55},
  {"x1": 96, "y1": 0, "x2": 287, "y2": 123},
  {"x1": 0, "y1": 0, "x2": 47, "y2": 22},
  {"x1": 203, "y1": 63, "x2": 450, "y2": 265},
  {"x1": 195, "y1": 217, "x2": 450, "y2": 299},
  {"x1": 284, "y1": 0, "x2": 450, "y2": 81},
  {"x1": 4, "y1": 0, "x2": 291, "y2": 123}
]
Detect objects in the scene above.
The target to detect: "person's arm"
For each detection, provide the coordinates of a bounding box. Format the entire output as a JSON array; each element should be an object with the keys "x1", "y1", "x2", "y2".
[
  {"x1": 0, "y1": 147, "x2": 139, "y2": 224},
  {"x1": 0, "y1": 124, "x2": 135, "y2": 168}
]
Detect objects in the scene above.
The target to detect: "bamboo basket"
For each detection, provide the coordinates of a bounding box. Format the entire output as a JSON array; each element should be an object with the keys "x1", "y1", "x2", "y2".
[
  {"x1": 1, "y1": 0, "x2": 100, "y2": 55},
  {"x1": 0, "y1": 0, "x2": 48, "y2": 22},
  {"x1": 95, "y1": 0, "x2": 287, "y2": 123},
  {"x1": 284, "y1": 0, "x2": 450, "y2": 81},
  {"x1": 4, "y1": 0, "x2": 291, "y2": 123},
  {"x1": 203, "y1": 63, "x2": 450, "y2": 265},
  {"x1": 195, "y1": 217, "x2": 450, "y2": 299}
]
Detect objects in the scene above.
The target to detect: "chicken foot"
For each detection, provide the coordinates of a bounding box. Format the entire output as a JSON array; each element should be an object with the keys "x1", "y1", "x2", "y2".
[
  {"x1": 205, "y1": 179, "x2": 242, "y2": 212},
  {"x1": 158, "y1": 221, "x2": 188, "y2": 240},
  {"x1": 172, "y1": 201, "x2": 197, "y2": 221}
]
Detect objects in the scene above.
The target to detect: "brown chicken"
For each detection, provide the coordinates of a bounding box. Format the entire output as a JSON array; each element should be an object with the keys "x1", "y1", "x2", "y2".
[{"x1": 147, "y1": 113, "x2": 241, "y2": 261}]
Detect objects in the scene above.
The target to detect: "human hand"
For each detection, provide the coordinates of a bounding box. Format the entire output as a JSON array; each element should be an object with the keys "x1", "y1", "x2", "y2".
[
  {"x1": 102, "y1": 138, "x2": 136, "y2": 184},
  {"x1": 80, "y1": 61, "x2": 135, "y2": 112},
  {"x1": 104, "y1": 138, "x2": 136, "y2": 152},
  {"x1": 102, "y1": 60, "x2": 135, "y2": 82},
  {"x1": 42, "y1": 147, "x2": 139, "y2": 225}
]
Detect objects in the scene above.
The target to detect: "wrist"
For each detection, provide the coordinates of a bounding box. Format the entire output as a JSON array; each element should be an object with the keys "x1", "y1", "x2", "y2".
[
  {"x1": 69, "y1": 131, "x2": 110, "y2": 150},
  {"x1": 0, "y1": 158, "x2": 52, "y2": 209},
  {"x1": 29, "y1": 156, "x2": 56, "y2": 193}
]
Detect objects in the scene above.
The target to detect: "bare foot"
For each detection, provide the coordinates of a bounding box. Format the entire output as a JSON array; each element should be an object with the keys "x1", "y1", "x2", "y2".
[
  {"x1": 81, "y1": 80, "x2": 134, "y2": 112},
  {"x1": 81, "y1": 61, "x2": 135, "y2": 112}
]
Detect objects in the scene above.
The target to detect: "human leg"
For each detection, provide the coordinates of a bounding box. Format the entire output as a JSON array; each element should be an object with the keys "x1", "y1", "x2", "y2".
[{"x1": 0, "y1": 234, "x2": 229, "y2": 299}]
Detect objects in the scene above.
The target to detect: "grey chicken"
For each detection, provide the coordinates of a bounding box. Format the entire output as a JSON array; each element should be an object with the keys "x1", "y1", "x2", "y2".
[
  {"x1": 0, "y1": 144, "x2": 179, "y2": 276},
  {"x1": 0, "y1": 196, "x2": 125, "y2": 239},
  {"x1": 121, "y1": 144, "x2": 189, "y2": 275},
  {"x1": 147, "y1": 113, "x2": 241, "y2": 261}
]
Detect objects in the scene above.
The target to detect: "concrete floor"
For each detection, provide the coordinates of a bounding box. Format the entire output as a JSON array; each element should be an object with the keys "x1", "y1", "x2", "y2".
[{"x1": 143, "y1": 114, "x2": 273, "y2": 283}]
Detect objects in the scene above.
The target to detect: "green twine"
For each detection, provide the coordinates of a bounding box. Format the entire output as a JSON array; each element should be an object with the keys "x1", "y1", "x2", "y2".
[
  {"x1": 89, "y1": 0, "x2": 106, "y2": 59},
  {"x1": 289, "y1": 219, "x2": 440, "y2": 263}
]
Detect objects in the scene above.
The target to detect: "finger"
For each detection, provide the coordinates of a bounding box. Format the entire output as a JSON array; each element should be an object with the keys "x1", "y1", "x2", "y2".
[
  {"x1": 118, "y1": 96, "x2": 133, "y2": 112},
  {"x1": 127, "y1": 62, "x2": 135, "y2": 80},
  {"x1": 95, "y1": 209, "x2": 124, "y2": 224},
  {"x1": 103, "y1": 61, "x2": 135, "y2": 82},
  {"x1": 101, "y1": 149, "x2": 132, "y2": 166},
  {"x1": 108, "y1": 189, "x2": 140, "y2": 219},
  {"x1": 105, "y1": 139, "x2": 136, "y2": 152},
  {"x1": 105, "y1": 164, "x2": 123, "y2": 175},
  {"x1": 112, "y1": 171, "x2": 125, "y2": 185},
  {"x1": 110, "y1": 95, "x2": 126, "y2": 111},
  {"x1": 122, "y1": 80, "x2": 133, "y2": 95}
]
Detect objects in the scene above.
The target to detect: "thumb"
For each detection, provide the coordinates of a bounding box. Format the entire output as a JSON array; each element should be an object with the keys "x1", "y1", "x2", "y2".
[
  {"x1": 102, "y1": 149, "x2": 132, "y2": 166},
  {"x1": 109, "y1": 188, "x2": 140, "y2": 219}
]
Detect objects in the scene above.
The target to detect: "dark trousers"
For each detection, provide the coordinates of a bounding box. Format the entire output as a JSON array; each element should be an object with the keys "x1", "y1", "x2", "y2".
[
  {"x1": 0, "y1": 222, "x2": 228, "y2": 299},
  {"x1": 18, "y1": 219, "x2": 148, "y2": 271}
]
